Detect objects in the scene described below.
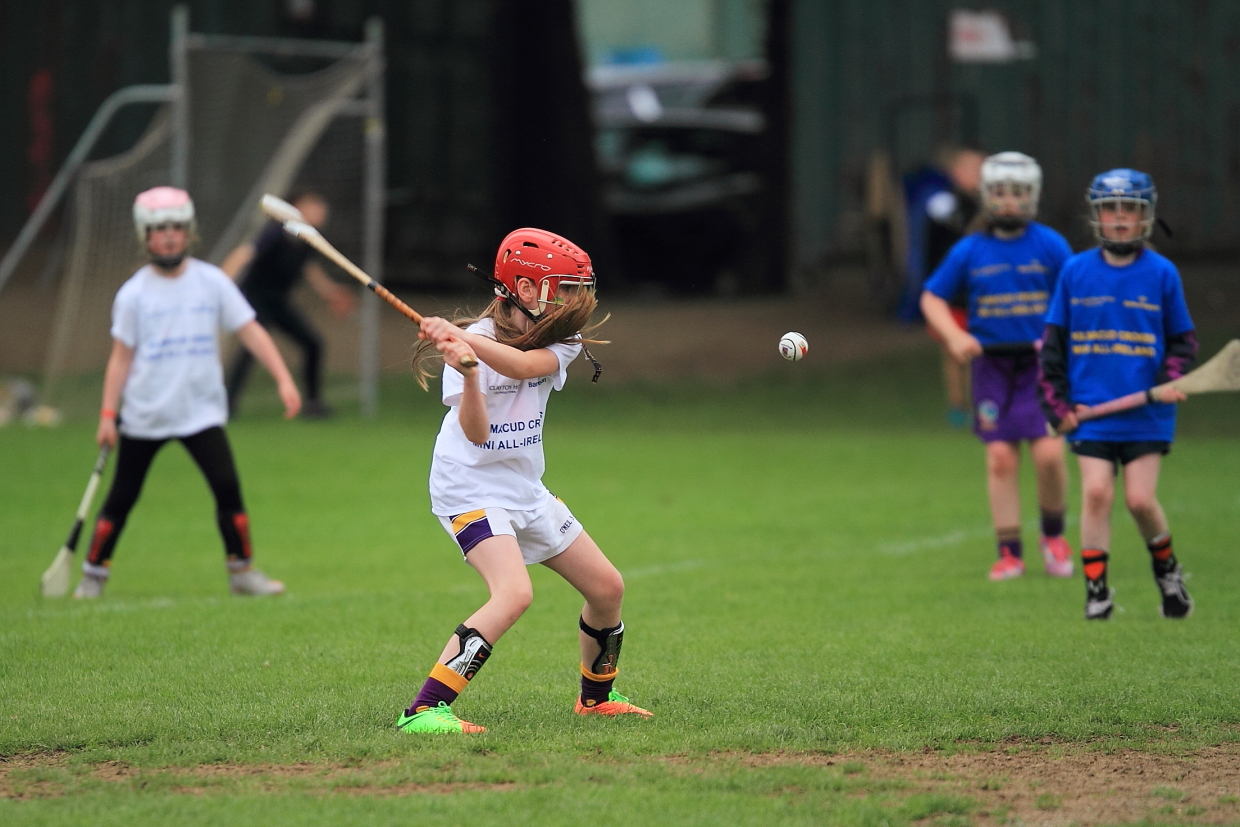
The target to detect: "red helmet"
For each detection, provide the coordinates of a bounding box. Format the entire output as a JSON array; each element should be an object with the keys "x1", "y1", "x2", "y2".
[{"x1": 492, "y1": 228, "x2": 594, "y2": 316}]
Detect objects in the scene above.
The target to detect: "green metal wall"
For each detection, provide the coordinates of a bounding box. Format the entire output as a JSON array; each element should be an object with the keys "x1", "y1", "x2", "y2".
[{"x1": 792, "y1": 0, "x2": 1240, "y2": 266}]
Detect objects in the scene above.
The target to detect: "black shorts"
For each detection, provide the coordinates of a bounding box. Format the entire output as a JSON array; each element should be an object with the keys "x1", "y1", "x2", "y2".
[{"x1": 1069, "y1": 440, "x2": 1170, "y2": 471}]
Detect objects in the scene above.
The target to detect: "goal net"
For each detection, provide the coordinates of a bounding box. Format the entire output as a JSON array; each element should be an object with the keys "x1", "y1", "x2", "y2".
[{"x1": 40, "y1": 38, "x2": 373, "y2": 410}]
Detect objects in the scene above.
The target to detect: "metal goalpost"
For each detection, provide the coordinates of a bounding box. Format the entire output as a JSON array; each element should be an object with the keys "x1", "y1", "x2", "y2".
[{"x1": 1, "y1": 5, "x2": 386, "y2": 417}]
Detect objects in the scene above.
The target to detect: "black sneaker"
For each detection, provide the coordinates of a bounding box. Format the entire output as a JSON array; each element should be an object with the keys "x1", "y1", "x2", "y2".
[
  {"x1": 300, "y1": 399, "x2": 334, "y2": 420},
  {"x1": 1154, "y1": 563, "x2": 1193, "y2": 618},
  {"x1": 1085, "y1": 581, "x2": 1113, "y2": 620}
]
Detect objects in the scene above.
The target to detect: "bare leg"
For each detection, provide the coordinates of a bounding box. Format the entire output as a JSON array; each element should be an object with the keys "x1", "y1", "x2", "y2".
[
  {"x1": 1121, "y1": 453, "x2": 1168, "y2": 541},
  {"x1": 540, "y1": 530, "x2": 624, "y2": 669},
  {"x1": 1078, "y1": 456, "x2": 1115, "y2": 551},
  {"x1": 985, "y1": 440, "x2": 1022, "y2": 530},
  {"x1": 434, "y1": 535, "x2": 531, "y2": 663},
  {"x1": 1030, "y1": 435, "x2": 1068, "y2": 513},
  {"x1": 1122, "y1": 452, "x2": 1192, "y2": 618}
]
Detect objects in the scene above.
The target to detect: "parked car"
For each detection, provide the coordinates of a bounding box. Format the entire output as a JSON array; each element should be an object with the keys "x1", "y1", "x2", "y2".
[{"x1": 587, "y1": 59, "x2": 771, "y2": 295}]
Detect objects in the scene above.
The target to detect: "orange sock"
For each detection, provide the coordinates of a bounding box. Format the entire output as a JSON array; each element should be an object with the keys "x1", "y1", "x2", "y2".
[
  {"x1": 1147, "y1": 533, "x2": 1173, "y2": 562},
  {"x1": 1081, "y1": 548, "x2": 1108, "y2": 582}
]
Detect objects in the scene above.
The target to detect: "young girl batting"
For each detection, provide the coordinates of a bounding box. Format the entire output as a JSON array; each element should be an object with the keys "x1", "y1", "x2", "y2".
[
  {"x1": 920, "y1": 152, "x2": 1076, "y2": 582},
  {"x1": 1039, "y1": 169, "x2": 1197, "y2": 620},
  {"x1": 398, "y1": 228, "x2": 651, "y2": 734},
  {"x1": 74, "y1": 186, "x2": 299, "y2": 599}
]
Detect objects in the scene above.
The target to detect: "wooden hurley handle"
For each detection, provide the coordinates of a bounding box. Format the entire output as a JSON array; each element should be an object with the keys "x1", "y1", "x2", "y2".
[
  {"x1": 296, "y1": 228, "x2": 476, "y2": 368},
  {"x1": 1074, "y1": 389, "x2": 1153, "y2": 423},
  {"x1": 1068, "y1": 340, "x2": 1240, "y2": 425},
  {"x1": 368, "y1": 281, "x2": 421, "y2": 324}
]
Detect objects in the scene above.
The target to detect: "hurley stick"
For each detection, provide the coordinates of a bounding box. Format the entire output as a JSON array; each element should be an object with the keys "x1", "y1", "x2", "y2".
[
  {"x1": 1075, "y1": 338, "x2": 1240, "y2": 423},
  {"x1": 41, "y1": 444, "x2": 111, "y2": 597},
  {"x1": 260, "y1": 195, "x2": 476, "y2": 368}
]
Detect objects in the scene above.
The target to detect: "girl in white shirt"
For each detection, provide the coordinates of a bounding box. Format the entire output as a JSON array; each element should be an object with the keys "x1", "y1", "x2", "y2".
[
  {"x1": 75, "y1": 187, "x2": 300, "y2": 599},
  {"x1": 397, "y1": 228, "x2": 651, "y2": 734}
]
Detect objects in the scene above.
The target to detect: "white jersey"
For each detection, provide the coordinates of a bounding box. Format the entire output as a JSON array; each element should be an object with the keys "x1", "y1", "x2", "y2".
[
  {"x1": 429, "y1": 318, "x2": 581, "y2": 516},
  {"x1": 111, "y1": 258, "x2": 256, "y2": 440}
]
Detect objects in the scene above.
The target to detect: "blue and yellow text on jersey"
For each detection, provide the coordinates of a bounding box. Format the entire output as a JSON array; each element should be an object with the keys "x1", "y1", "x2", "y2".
[
  {"x1": 924, "y1": 222, "x2": 1073, "y2": 346},
  {"x1": 1045, "y1": 248, "x2": 1194, "y2": 442}
]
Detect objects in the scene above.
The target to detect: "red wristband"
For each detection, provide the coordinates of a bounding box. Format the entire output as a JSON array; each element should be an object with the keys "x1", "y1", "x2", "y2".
[{"x1": 101, "y1": 407, "x2": 116, "y2": 419}]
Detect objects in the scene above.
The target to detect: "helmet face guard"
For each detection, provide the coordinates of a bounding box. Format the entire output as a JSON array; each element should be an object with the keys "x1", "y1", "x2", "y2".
[
  {"x1": 981, "y1": 152, "x2": 1042, "y2": 228},
  {"x1": 531, "y1": 272, "x2": 595, "y2": 315},
  {"x1": 1087, "y1": 169, "x2": 1156, "y2": 254}
]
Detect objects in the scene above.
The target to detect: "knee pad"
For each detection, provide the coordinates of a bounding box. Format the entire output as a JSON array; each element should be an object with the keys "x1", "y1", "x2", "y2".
[
  {"x1": 579, "y1": 617, "x2": 624, "y2": 675},
  {"x1": 445, "y1": 624, "x2": 493, "y2": 680}
]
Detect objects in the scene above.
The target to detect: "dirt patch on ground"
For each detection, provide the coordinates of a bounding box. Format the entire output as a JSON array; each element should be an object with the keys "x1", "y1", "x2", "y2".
[
  {"x1": 0, "y1": 754, "x2": 524, "y2": 799},
  {"x1": 734, "y1": 744, "x2": 1240, "y2": 825},
  {"x1": 5, "y1": 744, "x2": 1240, "y2": 822}
]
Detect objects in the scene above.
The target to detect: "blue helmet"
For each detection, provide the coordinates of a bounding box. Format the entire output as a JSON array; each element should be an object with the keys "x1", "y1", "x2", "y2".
[{"x1": 1086, "y1": 168, "x2": 1156, "y2": 253}]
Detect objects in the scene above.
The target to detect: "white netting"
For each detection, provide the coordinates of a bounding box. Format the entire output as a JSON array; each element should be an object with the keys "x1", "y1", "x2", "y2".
[{"x1": 41, "y1": 46, "x2": 370, "y2": 407}]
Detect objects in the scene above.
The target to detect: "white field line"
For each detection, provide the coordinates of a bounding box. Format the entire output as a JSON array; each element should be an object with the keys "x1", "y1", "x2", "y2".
[
  {"x1": 877, "y1": 527, "x2": 990, "y2": 556},
  {"x1": 623, "y1": 559, "x2": 705, "y2": 579},
  {"x1": 26, "y1": 595, "x2": 213, "y2": 618},
  {"x1": 877, "y1": 516, "x2": 1079, "y2": 556}
]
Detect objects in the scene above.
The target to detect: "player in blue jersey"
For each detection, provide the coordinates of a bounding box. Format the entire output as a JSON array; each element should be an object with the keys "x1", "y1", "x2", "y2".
[
  {"x1": 1038, "y1": 169, "x2": 1197, "y2": 620},
  {"x1": 921, "y1": 152, "x2": 1075, "y2": 582}
]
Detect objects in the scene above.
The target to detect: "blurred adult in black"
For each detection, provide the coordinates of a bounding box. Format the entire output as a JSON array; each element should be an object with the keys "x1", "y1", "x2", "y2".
[{"x1": 222, "y1": 192, "x2": 355, "y2": 419}]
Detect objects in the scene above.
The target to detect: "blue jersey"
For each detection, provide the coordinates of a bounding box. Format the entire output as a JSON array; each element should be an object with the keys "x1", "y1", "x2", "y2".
[
  {"x1": 924, "y1": 222, "x2": 1073, "y2": 346},
  {"x1": 1045, "y1": 248, "x2": 1194, "y2": 442}
]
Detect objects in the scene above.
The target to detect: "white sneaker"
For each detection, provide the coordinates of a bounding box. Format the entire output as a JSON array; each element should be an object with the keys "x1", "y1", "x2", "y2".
[
  {"x1": 73, "y1": 573, "x2": 106, "y2": 599},
  {"x1": 1085, "y1": 584, "x2": 1114, "y2": 620},
  {"x1": 229, "y1": 566, "x2": 285, "y2": 596}
]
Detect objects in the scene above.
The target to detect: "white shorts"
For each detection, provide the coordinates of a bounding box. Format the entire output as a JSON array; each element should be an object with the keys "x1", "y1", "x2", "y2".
[{"x1": 437, "y1": 498, "x2": 584, "y2": 565}]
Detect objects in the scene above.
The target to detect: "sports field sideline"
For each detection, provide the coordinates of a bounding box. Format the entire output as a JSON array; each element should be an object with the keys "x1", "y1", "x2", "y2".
[{"x1": 2, "y1": 322, "x2": 1239, "y2": 824}]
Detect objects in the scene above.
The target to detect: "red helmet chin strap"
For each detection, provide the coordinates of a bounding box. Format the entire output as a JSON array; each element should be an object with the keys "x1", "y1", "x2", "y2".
[{"x1": 467, "y1": 263, "x2": 541, "y2": 321}]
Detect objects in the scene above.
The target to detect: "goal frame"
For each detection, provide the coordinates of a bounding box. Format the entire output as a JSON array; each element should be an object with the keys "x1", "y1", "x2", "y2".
[{"x1": 1, "y1": 4, "x2": 387, "y2": 417}]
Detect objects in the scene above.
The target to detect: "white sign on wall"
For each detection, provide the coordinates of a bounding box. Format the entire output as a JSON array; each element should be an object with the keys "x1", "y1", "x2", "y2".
[{"x1": 949, "y1": 9, "x2": 1037, "y2": 63}]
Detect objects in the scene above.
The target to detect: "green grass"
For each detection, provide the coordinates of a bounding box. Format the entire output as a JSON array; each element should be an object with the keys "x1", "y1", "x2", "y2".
[{"x1": 2, "y1": 348, "x2": 1239, "y2": 824}]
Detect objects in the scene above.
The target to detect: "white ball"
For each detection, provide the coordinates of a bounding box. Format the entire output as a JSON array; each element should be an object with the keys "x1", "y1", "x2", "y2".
[{"x1": 778, "y1": 331, "x2": 808, "y2": 361}]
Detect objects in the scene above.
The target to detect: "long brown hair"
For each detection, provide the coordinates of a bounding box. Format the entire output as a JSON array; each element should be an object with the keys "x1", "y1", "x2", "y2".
[{"x1": 412, "y1": 287, "x2": 607, "y2": 389}]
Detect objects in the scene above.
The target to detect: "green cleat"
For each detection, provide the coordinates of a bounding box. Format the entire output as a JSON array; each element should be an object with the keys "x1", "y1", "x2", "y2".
[{"x1": 397, "y1": 701, "x2": 486, "y2": 734}]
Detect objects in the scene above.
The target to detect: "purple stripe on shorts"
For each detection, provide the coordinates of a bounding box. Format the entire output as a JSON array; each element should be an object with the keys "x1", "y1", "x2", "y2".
[{"x1": 454, "y1": 514, "x2": 494, "y2": 554}]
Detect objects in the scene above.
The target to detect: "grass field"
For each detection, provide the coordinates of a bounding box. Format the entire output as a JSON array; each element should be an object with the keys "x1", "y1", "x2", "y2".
[{"x1": 2, "y1": 347, "x2": 1239, "y2": 825}]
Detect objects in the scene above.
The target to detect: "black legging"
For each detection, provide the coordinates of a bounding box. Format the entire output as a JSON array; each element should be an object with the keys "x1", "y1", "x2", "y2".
[
  {"x1": 85, "y1": 426, "x2": 251, "y2": 568},
  {"x1": 227, "y1": 295, "x2": 322, "y2": 411}
]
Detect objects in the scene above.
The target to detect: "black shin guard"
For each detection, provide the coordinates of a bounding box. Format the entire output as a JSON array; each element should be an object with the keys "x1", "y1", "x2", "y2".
[
  {"x1": 445, "y1": 624, "x2": 493, "y2": 681},
  {"x1": 579, "y1": 617, "x2": 624, "y2": 676}
]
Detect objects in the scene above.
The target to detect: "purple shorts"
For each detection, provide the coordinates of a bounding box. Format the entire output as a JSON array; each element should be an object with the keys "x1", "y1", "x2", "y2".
[{"x1": 971, "y1": 352, "x2": 1050, "y2": 443}]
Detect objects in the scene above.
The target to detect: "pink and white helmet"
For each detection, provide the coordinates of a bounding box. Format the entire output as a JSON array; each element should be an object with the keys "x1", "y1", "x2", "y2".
[{"x1": 132, "y1": 186, "x2": 195, "y2": 242}]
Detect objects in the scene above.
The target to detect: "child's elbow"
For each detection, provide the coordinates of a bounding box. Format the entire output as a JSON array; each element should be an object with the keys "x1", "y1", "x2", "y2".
[{"x1": 464, "y1": 424, "x2": 489, "y2": 445}]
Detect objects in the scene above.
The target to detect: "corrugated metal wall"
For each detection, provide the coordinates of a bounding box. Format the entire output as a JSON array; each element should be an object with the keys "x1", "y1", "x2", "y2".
[{"x1": 791, "y1": 0, "x2": 1240, "y2": 267}]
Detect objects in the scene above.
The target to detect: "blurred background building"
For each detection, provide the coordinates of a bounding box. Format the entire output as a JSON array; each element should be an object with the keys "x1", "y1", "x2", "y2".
[{"x1": 2, "y1": 0, "x2": 1239, "y2": 300}]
